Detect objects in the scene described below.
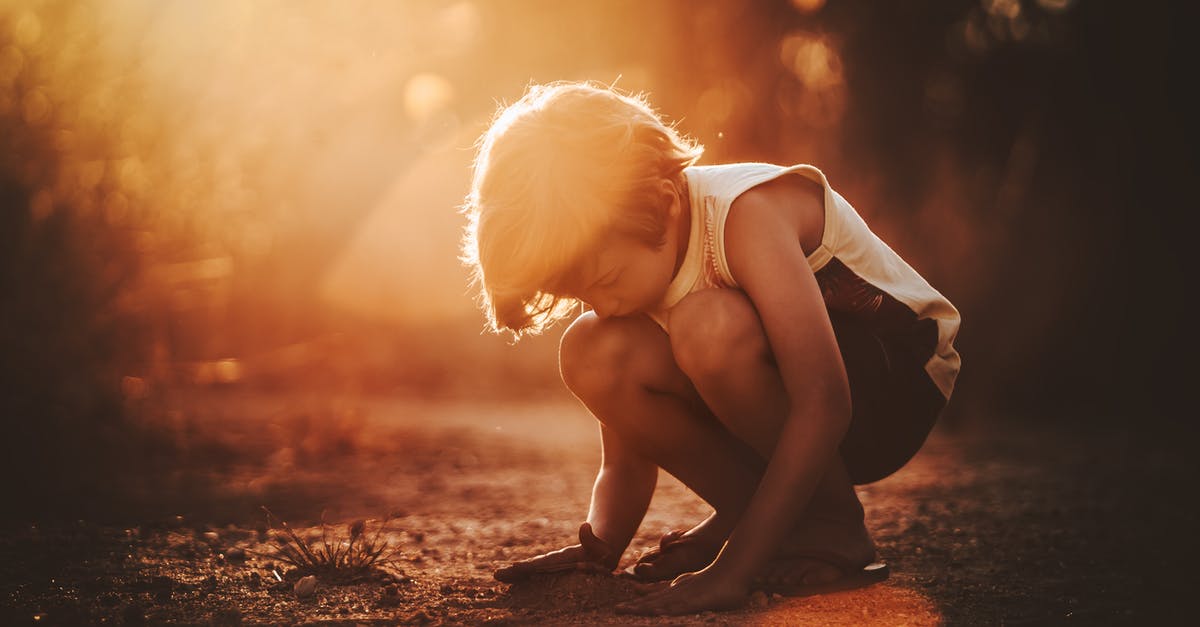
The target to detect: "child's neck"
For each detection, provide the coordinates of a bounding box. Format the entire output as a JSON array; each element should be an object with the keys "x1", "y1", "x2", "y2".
[{"x1": 671, "y1": 179, "x2": 692, "y2": 276}]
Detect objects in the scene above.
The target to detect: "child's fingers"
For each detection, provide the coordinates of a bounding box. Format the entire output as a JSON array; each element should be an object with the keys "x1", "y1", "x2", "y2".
[
  {"x1": 494, "y1": 563, "x2": 529, "y2": 582},
  {"x1": 494, "y1": 552, "x2": 568, "y2": 582},
  {"x1": 495, "y1": 544, "x2": 619, "y2": 582}
]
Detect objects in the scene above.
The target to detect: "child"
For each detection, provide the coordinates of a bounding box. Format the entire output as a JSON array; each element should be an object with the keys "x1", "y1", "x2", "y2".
[{"x1": 460, "y1": 81, "x2": 960, "y2": 616}]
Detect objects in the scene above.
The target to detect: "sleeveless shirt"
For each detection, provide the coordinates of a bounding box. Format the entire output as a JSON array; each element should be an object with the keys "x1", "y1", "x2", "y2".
[{"x1": 648, "y1": 163, "x2": 961, "y2": 399}]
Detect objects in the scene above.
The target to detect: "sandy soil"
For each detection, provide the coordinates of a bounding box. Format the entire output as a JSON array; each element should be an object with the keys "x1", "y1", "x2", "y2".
[{"x1": 0, "y1": 392, "x2": 1193, "y2": 625}]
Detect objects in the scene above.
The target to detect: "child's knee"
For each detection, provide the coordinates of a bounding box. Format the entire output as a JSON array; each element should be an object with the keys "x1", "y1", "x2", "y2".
[
  {"x1": 559, "y1": 312, "x2": 672, "y2": 399},
  {"x1": 668, "y1": 289, "x2": 769, "y2": 383}
]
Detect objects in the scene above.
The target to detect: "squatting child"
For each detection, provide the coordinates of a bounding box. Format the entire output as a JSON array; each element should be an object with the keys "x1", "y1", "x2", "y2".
[{"x1": 459, "y1": 81, "x2": 961, "y2": 616}]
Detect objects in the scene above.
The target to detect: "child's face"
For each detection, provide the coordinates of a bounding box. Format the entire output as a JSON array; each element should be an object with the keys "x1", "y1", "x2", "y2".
[{"x1": 570, "y1": 190, "x2": 688, "y2": 318}]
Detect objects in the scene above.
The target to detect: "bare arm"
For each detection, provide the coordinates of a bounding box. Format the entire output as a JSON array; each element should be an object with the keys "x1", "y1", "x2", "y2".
[
  {"x1": 587, "y1": 423, "x2": 659, "y2": 556},
  {"x1": 495, "y1": 423, "x2": 656, "y2": 582},
  {"x1": 706, "y1": 180, "x2": 852, "y2": 582},
  {"x1": 616, "y1": 176, "x2": 849, "y2": 613}
]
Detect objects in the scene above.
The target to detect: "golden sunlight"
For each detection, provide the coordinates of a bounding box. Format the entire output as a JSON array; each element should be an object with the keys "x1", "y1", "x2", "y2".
[
  {"x1": 777, "y1": 32, "x2": 847, "y2": 128},
  {"x1": 5, "y1": 0, "x2": 1157, "y2": 623}
]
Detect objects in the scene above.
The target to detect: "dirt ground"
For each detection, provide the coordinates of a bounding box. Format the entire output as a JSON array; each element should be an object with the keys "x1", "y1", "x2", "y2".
[{"x1": 1, "y1": 391, "x2": 1194, "y2": 625}]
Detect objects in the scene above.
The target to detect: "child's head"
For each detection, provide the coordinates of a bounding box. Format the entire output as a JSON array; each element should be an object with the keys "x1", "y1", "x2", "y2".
[{"x1": 461, "y1": 81, "x2": 703, "y2": 336}]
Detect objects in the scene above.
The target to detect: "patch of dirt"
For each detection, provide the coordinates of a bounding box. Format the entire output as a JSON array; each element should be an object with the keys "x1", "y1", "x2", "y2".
[{"x1": 0, "y1": 393, "x2": 1193, "y2": 625}]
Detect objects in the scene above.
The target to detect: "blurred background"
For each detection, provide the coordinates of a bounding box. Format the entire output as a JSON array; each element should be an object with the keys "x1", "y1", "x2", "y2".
[{"x1": 0, "y1": 0, "x2": 1193, "y2": 521}]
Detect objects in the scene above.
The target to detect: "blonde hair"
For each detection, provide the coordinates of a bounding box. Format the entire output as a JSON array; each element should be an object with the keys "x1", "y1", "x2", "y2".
[{"x1": 460, "y1": 81, "x2": 703, "y2": 336}]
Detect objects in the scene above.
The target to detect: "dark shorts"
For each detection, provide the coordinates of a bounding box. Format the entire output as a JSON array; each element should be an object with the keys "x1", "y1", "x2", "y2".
[{"x1": 829, "y1": 311, "x2": 947, "y2": 485}]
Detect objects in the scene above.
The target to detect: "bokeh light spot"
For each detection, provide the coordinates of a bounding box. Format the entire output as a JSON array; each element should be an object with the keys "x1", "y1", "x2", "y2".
[
  {"x1": 404, "y1": 72, "x2": 454, "y2": 121},
  {"x1": 214, "y1": 359, "x2": 242, "y2": 384},
  {"x1": 13, "y1": 10, "x2": 42, "y2": 47},
  {"x1": 984, "y1": 0, "x2": 1022, "y2": 19},
  {"x1": 434, "y1": 1, "x2": 481, "y2": 55},
  {"x1": 780, "y1": 33, "x2": 843, "y2": 90},
  {"x1": 777, "y1": 32, "x2": 847, "y2": 127},
  {"x1": 1036, "y1": 0, "x2": 1074, "y2": 13},
  {"x1": 789, "y1": 0, "x2": 827, "y2": 14},
  {"x1": 961, "y1": 16, "x2": 991, "y2": 55}
]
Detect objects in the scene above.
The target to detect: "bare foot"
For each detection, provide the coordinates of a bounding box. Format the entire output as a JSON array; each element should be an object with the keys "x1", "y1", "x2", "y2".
[{"x1": 754, "y1": 516, "x2": 880, "y2": 592}]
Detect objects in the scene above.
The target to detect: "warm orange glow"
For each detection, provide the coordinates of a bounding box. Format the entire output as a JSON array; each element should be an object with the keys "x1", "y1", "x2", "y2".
[
  {"x1": 2, "y1": 0, "x2": 884, "y2": 367},
  {"x1": 747, "y1": 586, "x2": 941, "y2": 625},
  {"x1": 778, "y1": 32, "x2": 847, "y2": 128},
  {"x1": 1036, "y1": 0, "x2": 1074, "y2": 11},
  {"x1": 3, "y1": 0, "x2": 1150, "y2": 623},
  {"x1": 790, "y1": 0, "x2": 827, "y2": 14},
  {"x1": 2, "y1": 1, "x2": 498, "y2": 367},
  {"x1": 984, "y1": 0, "x2": 1023, "y2": 19},
  {"x1": 404, "y1": 73, "x2": 456, "y2": 122},
  {"x1": 781, "y1": 35, "x2": 843, "y2": 90}
]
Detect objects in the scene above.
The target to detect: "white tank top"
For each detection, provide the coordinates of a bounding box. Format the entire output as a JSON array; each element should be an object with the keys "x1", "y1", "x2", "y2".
[{"x1": 649, "y1": 163, "x2": 961, "y2": 399}]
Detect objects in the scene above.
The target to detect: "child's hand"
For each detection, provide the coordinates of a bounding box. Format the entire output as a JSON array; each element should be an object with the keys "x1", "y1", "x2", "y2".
[{"x1": 494, "y1": 522, "x2": 619, "y2": 583}]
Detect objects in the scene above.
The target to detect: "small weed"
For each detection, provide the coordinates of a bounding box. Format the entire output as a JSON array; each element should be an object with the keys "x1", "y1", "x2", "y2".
[{"x1": 258, "y1": 506, "x2": 401, "y2": 583}]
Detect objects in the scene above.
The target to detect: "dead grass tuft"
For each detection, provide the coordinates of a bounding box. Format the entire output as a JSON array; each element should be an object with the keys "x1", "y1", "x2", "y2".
[{"x1": 258, "y1": 506, "x2": 401, "y2": 583}]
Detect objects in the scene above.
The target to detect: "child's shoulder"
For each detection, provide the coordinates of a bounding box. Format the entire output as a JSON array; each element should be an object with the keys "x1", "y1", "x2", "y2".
[
  {"x1": 688, "y1": 162, "x2": 828, "y2": 195},
  {"x1": 703, "y1": 163, "x2": 827, "y2": 262},
  {"x1": 689, "y1": 162, "x2": 826, "y2": 216}
]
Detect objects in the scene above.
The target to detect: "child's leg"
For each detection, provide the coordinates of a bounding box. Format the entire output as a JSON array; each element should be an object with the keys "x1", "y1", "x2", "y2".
[
  {"x1": 665, "y1": 289, "x2": 880, "y2": 584},
  {"x1": 559, "y1": 306, "x2": 872, "y2": 585},
  {"x1": 559, "y1": 312, "x2": 767, "y2": 527}
]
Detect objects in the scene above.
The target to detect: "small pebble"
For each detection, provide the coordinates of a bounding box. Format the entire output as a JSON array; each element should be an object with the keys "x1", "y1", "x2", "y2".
[
  {"x1": 294, "y1": 575, "x2": 318, "y2": 598},
  {"x1": 749, "y1": 590, "x2": 769, "y2": 608}
]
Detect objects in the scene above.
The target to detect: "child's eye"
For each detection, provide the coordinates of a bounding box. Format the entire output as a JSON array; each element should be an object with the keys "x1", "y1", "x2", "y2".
[{"x1": 598, "y1": 271, "x2": 620, "y2": 287}]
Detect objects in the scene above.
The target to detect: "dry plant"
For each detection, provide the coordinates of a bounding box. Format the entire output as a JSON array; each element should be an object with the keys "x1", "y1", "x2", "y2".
[{"x1": 258, "y1": 506, "x2": 401, "y2": 583}]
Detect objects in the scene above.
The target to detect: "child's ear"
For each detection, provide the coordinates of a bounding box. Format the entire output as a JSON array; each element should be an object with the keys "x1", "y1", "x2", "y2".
[{"x1": 659, "y1": 178, "x2": 682, "y2": 217}]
